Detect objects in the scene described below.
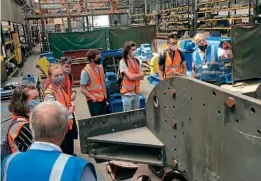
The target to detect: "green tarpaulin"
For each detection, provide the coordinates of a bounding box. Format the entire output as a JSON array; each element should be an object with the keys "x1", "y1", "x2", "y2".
[
  {"x1": 108, "y1": 25, "x2": 157, "y2": 49},
  {"x1": 48, "y1": 26, "x2": 157, "y2": 58},
  {"x1": 232, "y1": 25, "x2": 261, "y2": 82},
  {"x1": 48, "y1": 29, "x2": 107, "y2": 58}
]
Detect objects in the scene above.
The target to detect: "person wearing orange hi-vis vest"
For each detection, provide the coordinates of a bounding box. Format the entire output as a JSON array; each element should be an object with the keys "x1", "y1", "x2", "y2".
[
  {"x1": 118, "y1": 41, "x2": 145, "y2": 111},
  {"x1": 44, "y1": 64, "x2": 75, "y2": 155},
  {"x1": 157, "y1": 34, "x2": 187, "y2": 80},
  {"x1": 80, "y1": 49, "x2": 107, "y2": 117}
]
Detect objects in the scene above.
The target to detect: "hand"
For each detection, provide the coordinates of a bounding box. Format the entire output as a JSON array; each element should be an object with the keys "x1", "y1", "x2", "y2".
[
  {"x1": 90, "y1": 95, "x2": 97, "y2": 102},
  {"x1": 71, "y1": 92, "x2": 76, "y2": 101},
  {"x1": 68, "y1": 102, "x2": 75, "y2": 114},
  {"x1": 140, "y1": 72, "x2": 145, "y2": 79}
]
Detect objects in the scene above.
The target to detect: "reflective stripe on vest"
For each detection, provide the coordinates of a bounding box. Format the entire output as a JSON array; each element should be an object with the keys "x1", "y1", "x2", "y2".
[
  {"x1": 164, "y1": 50, "x2": 182, "y2": 79},
  {"x1": 120, "y1": 59, "x2": 140, "y2": 94},
  {"x1": 193, "y1": 45, "x2": 220, "y2": 81},
  {"x1": 8, "y1": 116, "x2": 29, "y2": 153},
  {"x1": 44, "y1": 86, "x2": 73, "y2": 130},
  {"x1": 3, "y1": 152, "x2": 21, "y2": 181},
  {"x1": 83, "y1": 65, "x2": 105, "y2": 102},
  {"x1": 49, "y1": 154, "x2": 72, "y2": 181}
]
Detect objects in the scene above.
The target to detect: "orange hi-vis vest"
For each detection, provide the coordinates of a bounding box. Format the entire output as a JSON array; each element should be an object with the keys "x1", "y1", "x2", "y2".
[
  {"x1": 8, "y1": 115, "x2": 29, "y2": 153},
  {"x1": 83, "y1": 65, "x2": 106, "y2": 102},
  {"x1": 44, "y1": 85, "x2": 73, "y2": 130},
  {"x1": 164, "y1": 50, "x2": 183, "y2": 79},
  {"x1": 120, "y1": 58, "x2": 140, "y2": 94}
]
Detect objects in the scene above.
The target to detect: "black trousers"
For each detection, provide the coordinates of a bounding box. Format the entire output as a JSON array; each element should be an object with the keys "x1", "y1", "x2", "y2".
[
  {"x1": 87, "y1": 99, "x2": 107, "y2": 117},
  {"x1": 72, "y1": 113, "x2": 78, "y2": 140},
  {"x1": 60, "y1": 129, "x2": 74, "y2": 155}
]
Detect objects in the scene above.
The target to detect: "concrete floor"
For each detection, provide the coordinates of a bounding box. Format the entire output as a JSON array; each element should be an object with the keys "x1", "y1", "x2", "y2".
[{"x1": 17, "y1": 44, "x2": 155, "y2": 181}]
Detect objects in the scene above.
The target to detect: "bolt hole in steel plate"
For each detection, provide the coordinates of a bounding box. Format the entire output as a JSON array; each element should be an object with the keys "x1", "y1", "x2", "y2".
[
  {"x1": 153, "y1": 96, "x2": 159, "y2": 107},
  {"x1": 145, "y1": 76, "x2": 261, "y2": 181}
]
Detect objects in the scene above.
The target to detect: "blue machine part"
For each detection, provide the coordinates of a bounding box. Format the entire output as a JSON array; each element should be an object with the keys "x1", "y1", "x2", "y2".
[
  {"x1": 179, "y1": 40, "x2": 196, "y2": 72},
  {"x1": 100, "y1": 49, "x2": 122, "y2": 64},
  {"x1": 179, "y1": 40, "x2": 196, "y2": 52},
  {"x1": 220, "y1": 73, "x2": 232, "y2": 84},
  {"x1": 105, "y1": 72, "x2": 120, "y2": 97},
  {"x1": 206, "y1": 36, "x2": 231, "y2": 48},
  {"x1": 137, "y1": 43, "x2": 153, "y2": 61},
  {"x1": 40, "y1": 52, "x2": 53, "y2": 59},
  {"x1": 147, "y1": 73, "x2": 161, "y2": 85},
  {"x1": 148, "y1": 71, "x2": 193, "y2": 86},
  {"x1": 47, "y1": 57, "x2": 57, "y2": 64},
  {"x1": 40, "y1": 52, "x2": 58, "y2": 64},
  {"x1": 183, "y1": 52, "x2": 193, "y2": 71}
]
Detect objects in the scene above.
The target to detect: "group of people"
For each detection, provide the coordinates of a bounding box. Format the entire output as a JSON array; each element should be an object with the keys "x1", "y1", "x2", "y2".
[
  {"x1": 1, "y1": 41, "x2": 145, "y2": 181},
  {"x1": 79, "y1": 42, "x2": 145, "y2": 115},
  {"x1": 1, "y1": 35, "x2": 232, "y2": 180},
  {"x1": 1, "y1": 56, "x2": 97, "y2": 181},
  {"x1": 157, "y1": 33, "x2": 232, "y2": 85}
]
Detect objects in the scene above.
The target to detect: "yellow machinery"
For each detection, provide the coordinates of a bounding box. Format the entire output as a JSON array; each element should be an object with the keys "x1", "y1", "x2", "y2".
[
  {"x1": 12, "y1": 32, "x2": 22, "y2": 66},
  {"x1": 36, "y1": 56, "x2": 49, "y2": 77}
]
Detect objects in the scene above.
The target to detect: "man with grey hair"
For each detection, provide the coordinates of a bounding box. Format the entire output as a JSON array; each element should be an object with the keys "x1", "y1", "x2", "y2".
[
  {"x1": 192, "y1": 34, "x2": 232, "y2": 85},
  {"x1": 1, "y1": 101, "x2": 97, "y2": 181}
]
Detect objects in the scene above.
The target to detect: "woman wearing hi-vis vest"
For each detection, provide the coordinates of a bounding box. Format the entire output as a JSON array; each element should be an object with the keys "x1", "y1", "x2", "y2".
[
  {"x1": 157, "y1": 34, "x2": 187, "y2": 80},
  {"x1": 44, "y1": 64, "x2": 75, "y2": 155},
  {"x1": 3, "y1": 85, "x2": 40, "y2": 159},
  {"x1": 43, "y1": 57, "x2": 78, "y2": 140}
]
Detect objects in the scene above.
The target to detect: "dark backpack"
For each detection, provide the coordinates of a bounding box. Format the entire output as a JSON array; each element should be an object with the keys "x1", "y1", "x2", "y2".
[
  {"x1": 117, "y1": 58, "x2": 140, "y2": 88},
  {"x1": 1, "y1": 118, "x2": 26, "y2": 162}
]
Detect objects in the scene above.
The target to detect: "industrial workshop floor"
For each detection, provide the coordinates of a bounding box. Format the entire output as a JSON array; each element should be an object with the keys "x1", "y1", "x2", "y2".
[{"x1": 18, "y1": 44, "x2": 155, "y2": 181}]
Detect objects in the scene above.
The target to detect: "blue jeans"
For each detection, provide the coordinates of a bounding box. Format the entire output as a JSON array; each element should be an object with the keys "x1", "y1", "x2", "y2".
[{"x1": 122, "y1": 94, "x2": 140, "y2": 111}]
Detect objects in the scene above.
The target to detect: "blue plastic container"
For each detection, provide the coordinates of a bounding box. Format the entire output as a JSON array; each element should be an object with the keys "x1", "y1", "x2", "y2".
[{"x1": 108, "y1": 94, "x2": 146, "y2": 113}]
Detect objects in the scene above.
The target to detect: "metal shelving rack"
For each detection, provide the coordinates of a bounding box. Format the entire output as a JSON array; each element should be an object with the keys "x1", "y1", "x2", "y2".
[
  {"x1": 158, "y1": 0, "x2": 195, "y2": 38},
  {"x1": 1, "y1": 21, "x2": 18, "y2": 80},
  {"x1": 196, "y1": 0, "x2": 257, "y2": 33},
  {"x1": 23, "y1": 0, "x2": 130, "y2": 52},
  {"x1": 13, "y1": 23, "x2": 32, "y2": 62}
]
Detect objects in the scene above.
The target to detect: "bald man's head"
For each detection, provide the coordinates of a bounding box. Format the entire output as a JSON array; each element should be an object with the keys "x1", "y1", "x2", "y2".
[{"x1": 30, "y1": 101, "x2": 69, "y2": 141}]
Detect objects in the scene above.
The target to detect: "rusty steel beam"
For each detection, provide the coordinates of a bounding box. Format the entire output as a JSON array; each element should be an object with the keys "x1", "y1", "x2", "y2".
[{"x1": 79, "y1": 76, "x2": 261, "y2": 181}]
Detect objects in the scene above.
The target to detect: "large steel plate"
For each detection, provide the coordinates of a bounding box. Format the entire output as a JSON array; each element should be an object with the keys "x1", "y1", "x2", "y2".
[{"x1": 146, "y1": 76, "x2": 261, "y2": 181}]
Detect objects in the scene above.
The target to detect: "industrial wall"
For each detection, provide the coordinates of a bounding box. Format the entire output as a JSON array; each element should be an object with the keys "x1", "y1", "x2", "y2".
[{"x1": 1, "y1": 0, "x2": 24, "y2": 23}]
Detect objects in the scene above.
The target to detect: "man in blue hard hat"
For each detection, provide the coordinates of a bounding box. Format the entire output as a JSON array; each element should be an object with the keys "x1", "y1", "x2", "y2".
[{"x1": 1, "y1": 101, "x2": 97, "y2": 181}]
